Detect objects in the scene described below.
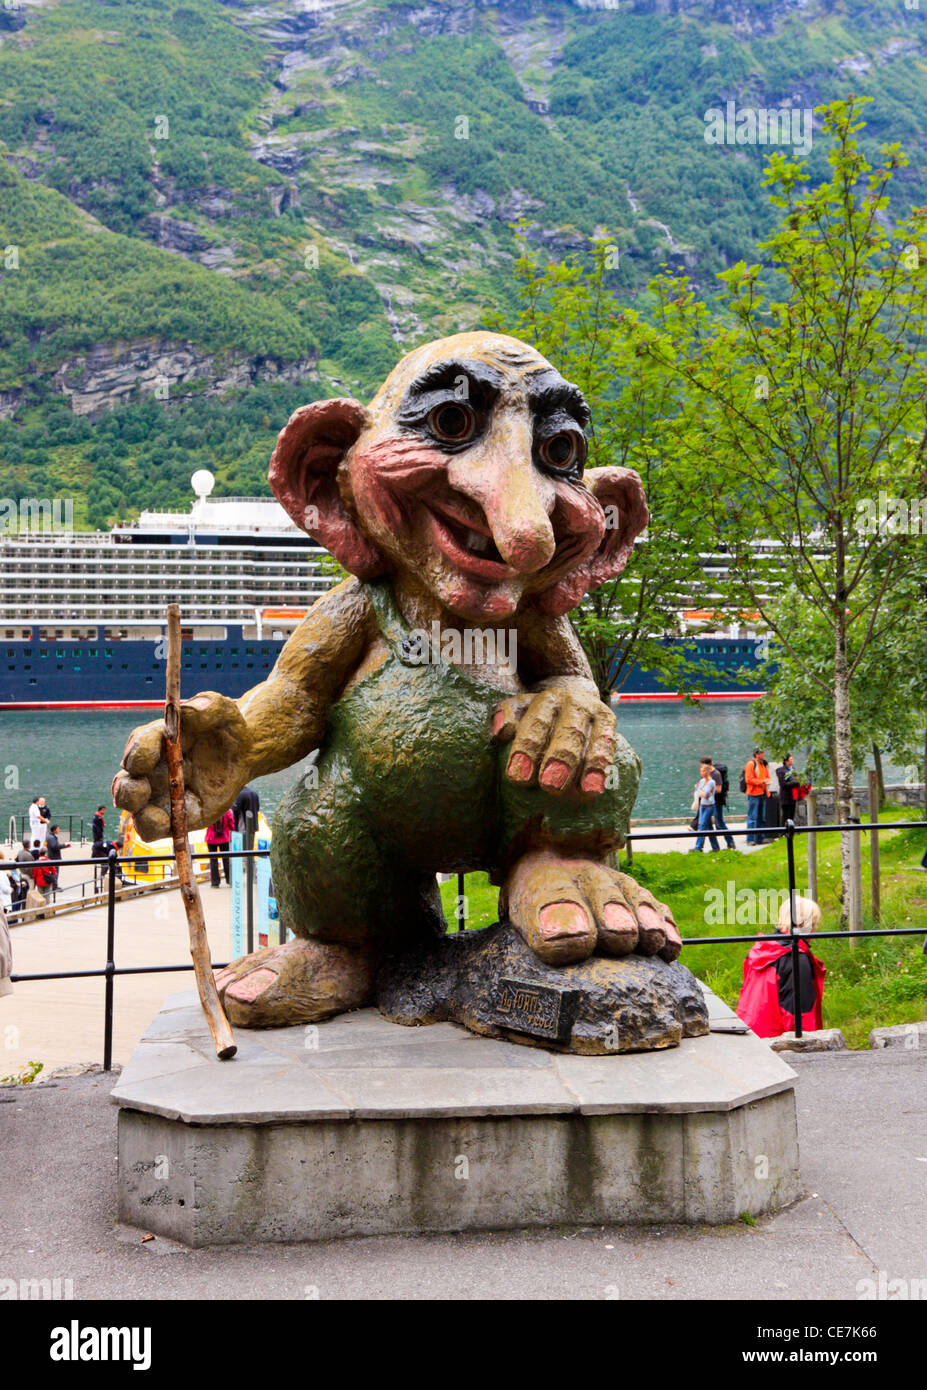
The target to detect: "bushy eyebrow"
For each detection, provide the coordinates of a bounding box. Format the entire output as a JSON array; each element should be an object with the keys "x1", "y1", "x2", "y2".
[
  {"x1": 400, "y1": 359, "x2": 506, "y2": 410},
  {"x1": 398, "y1": 357, "x2": 590, "y2": 430},
  {"x1": 526, "y1": 369, "x2": 591, "y2": 427}
]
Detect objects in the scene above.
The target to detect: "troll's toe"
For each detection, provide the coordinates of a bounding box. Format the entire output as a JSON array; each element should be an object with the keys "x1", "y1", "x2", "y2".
[
  {"x1": 502, "y1": 850, "x2": 598, "y2": 966},
  {"x1": 215, "y1": 937, "x2": 376, "y2": 1027}
]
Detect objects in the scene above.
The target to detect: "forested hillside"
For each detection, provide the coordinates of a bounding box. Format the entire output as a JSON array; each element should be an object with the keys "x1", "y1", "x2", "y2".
[{"x1": 1, "y1": 0, "x2": 925, "y2": 526}]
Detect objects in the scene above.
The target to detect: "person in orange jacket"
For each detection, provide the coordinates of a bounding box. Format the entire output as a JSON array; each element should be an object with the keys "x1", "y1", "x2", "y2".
[{"x1": 744, "y1": 747, "x2": 771, "y2": 845}]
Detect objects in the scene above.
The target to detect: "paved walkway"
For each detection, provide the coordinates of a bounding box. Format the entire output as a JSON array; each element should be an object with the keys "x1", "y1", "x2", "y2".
[
  {"x1": 0, "y1": 1050, "x2": 924, "y2": 1299},
  {"x1": 2, "y1": 827, "x2": 752, "y2": 1075}
]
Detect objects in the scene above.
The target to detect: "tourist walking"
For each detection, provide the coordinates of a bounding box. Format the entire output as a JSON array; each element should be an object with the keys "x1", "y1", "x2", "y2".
[
  {"x1": 0, "y1": 896, "x2": 12, "y2": 997},
  {"x1": 736, "y1": 895, "x2": 826, "y2": 1038},
  {"x1": 708, "y1": 757, "x2": 737, "y2": 850},
  {"x1": 91, "y1": 838, "x2": 127, "y2": 890},
  {"x1": 232, "y1": 785, "x2": 260, "y2": 838},
  {"x1": 32, "y1": 856, "x2": 55, "y2": 903},
  {"x1": 2, "y1": 852, "x2": 27, "y2": 916},
  {"x1": 0, "y1": 852, "x2": 13, "y2": 915},
  {"x1": 43, "y1": 824, "x2": 69, "y2": 891},
  {"x1": 777, "y1": 754, "x2": 801, "y2": 823},
  {"x1": 743, "y1": 749, "x2": 771, "y2": 845},
  {"x1": 15, "y1": 837, "x2": 34, "y2": 882},
  {"x1": 205, "y1": 809, "x2": 235, "y2": 887},
  {"x1": 27, "y1": 796, "x2": 43, "y2": 846},
  {"x1": 689, "y1": 758, "x2": 721, "y2": 852}
]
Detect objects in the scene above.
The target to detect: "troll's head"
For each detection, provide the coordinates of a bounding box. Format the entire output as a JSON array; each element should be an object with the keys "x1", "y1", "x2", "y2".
[{"x1": 269, "y1": 331, "x2": 647, "y2": 622}]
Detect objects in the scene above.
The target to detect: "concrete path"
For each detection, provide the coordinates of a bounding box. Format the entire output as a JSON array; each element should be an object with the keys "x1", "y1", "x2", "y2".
[
  {"x1": 0, "y1": 1050, "x2": 924, "y2": 1299},
  {"x1": 1, "y1": 827, "x2": 752, "y2": 1075},
  {"x1": 2, "y1": 866, "x2": 235, "y2": 1074}
]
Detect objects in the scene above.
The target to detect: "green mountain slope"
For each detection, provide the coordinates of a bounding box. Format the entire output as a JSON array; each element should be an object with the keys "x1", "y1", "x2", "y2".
[{"x1": 1, "y1": 0, "x2": 926, "y2": 523}]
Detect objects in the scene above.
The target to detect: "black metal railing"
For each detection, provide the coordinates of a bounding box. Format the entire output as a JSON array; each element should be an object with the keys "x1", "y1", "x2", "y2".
[
  {"x1": 624, "y1": 817, "x2": 927, "y2": 1038},
  {"x1": 6, "y1": 818, "x2": 927, "y2": 1069},
  {"x1": 5, "y1": 813, "x2": 87, "y2": 847}
]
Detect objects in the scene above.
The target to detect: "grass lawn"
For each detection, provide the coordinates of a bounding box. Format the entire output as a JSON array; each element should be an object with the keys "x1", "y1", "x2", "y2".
[{"x1": 438, "y1": 810, "x2": 927, "y2": 1048}]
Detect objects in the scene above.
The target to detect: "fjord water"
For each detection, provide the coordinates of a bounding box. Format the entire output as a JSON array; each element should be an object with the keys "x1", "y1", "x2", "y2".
[{"x1": 0, "y1": 702, "x2": 764, "y2": 837}]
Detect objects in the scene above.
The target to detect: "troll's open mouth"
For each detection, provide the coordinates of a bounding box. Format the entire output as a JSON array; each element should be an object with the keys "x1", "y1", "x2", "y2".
[{"x1": 425, "y1": 502, "x2": 511, "y2": 574}]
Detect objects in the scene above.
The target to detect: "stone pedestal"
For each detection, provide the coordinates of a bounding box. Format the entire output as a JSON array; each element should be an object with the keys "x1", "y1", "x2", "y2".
[{"x1": 112, "y1": 989, "x2": 801, "y2": 1246}]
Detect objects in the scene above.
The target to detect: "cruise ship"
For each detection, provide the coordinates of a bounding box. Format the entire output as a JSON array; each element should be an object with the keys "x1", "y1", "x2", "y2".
[{"x1": 0, "y1": 473, "x2": 765, "y2": 708}]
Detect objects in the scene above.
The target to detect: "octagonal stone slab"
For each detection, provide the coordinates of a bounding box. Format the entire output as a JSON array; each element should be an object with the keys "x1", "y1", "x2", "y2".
[{"x1": 112, "y1": 990, "x2": 801, "y2": 1245}]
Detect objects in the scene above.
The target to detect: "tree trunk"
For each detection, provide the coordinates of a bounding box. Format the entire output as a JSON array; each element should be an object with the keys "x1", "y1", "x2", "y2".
[
  {"x1": 828, "y1": 737, "x2": 839, "y2": 815},
  {"x1": 872, "y1": 743, "x2": 885, "y2": 808},
  {"x1": 923, "y1": 722, "x2": 927, "y2": 812},
  {"x1": 833, "y1": 608, "x2": 855, "y2": 928}
]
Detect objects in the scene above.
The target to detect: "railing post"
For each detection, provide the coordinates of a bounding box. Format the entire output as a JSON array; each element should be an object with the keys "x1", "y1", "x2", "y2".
[
  {"x1": 103, "y1": 848, "x2": 117, "y2": 1071},
  {"x1": 848, "y1": 801, "x2": 862, "y2": 945},
  {"x1": 786, "y1": 818, "x2": 802, "y2": 1039},
  {"x1": 868, "y1": 771, "x2": 881, "y2": 924},
  {"x1": 245, "y1": 810, "x2": 254, "y2": 954},
  {"x1": 806, "y1": 792, "x2": 818, "y2": 903}
]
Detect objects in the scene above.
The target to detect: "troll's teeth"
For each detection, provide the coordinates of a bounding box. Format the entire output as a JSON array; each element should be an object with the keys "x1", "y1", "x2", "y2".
[{"x1": 466, "y1": 529, "x2": 490, "y2": 554}]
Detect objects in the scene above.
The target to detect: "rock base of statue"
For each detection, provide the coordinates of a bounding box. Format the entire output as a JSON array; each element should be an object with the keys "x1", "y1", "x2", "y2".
[
  {"x1": 377, "y1": 922, "x2": 709, "y2": 1053},
  {"x1": 113, "y1": 989, "x2": 801, "y2": 1247}
]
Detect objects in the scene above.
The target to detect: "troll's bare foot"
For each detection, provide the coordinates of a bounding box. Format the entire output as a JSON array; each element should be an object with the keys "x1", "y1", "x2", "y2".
[
  {"x1": 500, "y1": 849, "x2": 682, "y2": 967},
  {"x1": 213, "y1": 937, "x2": 377, "y2": 1028}
]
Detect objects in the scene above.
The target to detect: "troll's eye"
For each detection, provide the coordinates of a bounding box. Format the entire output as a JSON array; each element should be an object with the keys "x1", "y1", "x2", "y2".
[
  {"x1": 539, "y1": 431, "x2": 584, "y2": 475},
  {"x1": 428, "y1": 402, "x2": 476, "y2": 443}
]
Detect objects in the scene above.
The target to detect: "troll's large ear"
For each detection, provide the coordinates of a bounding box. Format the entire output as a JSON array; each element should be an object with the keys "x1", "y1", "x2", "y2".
[
  {"x1": 268, "y1": 398, "x2": 385, "y2": 578},
  {"x1": 537, "y1": 466, "x2": 649, "y2": 617}
]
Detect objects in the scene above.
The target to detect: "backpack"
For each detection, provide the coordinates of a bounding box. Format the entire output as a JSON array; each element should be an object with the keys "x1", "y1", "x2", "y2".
[
  {"x1": 739, "y1": 765, "x2": 748, "y2": 794},
  {"x1": 715, "y1": 762, "x2": 730, "y2": 801}
]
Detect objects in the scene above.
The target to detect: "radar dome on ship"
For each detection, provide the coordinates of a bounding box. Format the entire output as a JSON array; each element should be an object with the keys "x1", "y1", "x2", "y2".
[{"x1": 191, "y1": 470, "x2": 215, "y2": 499}]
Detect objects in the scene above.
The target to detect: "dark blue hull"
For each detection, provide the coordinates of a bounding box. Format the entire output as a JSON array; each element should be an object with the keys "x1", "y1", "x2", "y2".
[
  {"x1": 613, "y1": 637, "x2": 766, "y2": 699},
  {"x1": 0, "y1": 626, "x2": 280, "y2": 707},
  {"x1": 0, "y1": 628, "x2": 766, "y2": 706}
]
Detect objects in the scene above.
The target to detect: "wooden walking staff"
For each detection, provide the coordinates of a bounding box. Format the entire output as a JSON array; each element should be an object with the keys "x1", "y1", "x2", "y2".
[{"x1": 164, "y1": 603, "x2": 237, "y2": 1060}]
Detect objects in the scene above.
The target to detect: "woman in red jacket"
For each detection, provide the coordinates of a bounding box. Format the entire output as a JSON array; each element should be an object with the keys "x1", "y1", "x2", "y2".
[
  {"x1": 205, "y1": 809, "x2": 235, "y2": 888},
  {"x1": 737, "y1": 895, "x2": 826, "y2": 1037}
]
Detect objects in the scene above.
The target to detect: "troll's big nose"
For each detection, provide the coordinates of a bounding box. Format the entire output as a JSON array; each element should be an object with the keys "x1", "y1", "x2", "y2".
[{"x1": 448, "y1": 417, "x2": 556, "y2": 574}]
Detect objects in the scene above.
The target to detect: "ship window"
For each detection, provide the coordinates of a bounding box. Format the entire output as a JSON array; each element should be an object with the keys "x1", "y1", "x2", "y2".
[
  {"x1": 145, "y1": 677, "x2": 153, "y2": 684},
  {"x1": 56, "y1": 648, "x2": 64, "y2": 658},
  {"x1": 57, "y1": 664, "x2": 63, "y2": 670},
  {"x1": 73, "y1": 665, "x2": 80, "y2": 672},
  {"x1": 40, "y1": 651, "x2": 47, "y2": 659},
  {"x1": 30, "y1": 679, "x2": 36, "y2": 686}
]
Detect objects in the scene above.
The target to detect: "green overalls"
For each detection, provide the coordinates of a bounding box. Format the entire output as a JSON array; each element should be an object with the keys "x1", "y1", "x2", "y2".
[{"x1": 270, "y1": 579, "x2": 640, "y2": 949}]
